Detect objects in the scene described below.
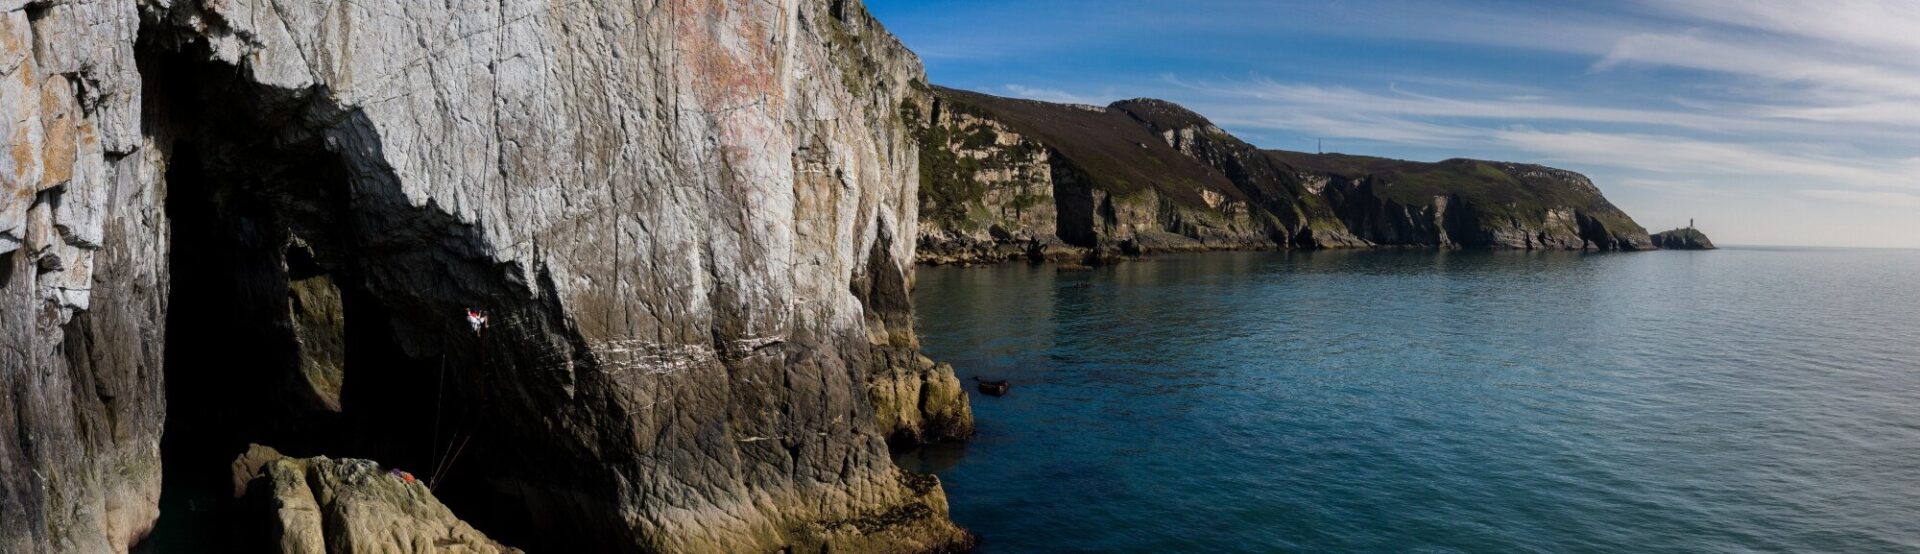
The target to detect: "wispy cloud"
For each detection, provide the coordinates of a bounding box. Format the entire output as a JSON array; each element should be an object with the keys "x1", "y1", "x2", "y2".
[
  {"x1": 1207, "y1": 111, "x2": 1484, "y2": 147},
  {"x1": 1643, "y1": 0, "x2": 1920, "y2": 58},
  {"x1": 1753, "y1": 102, "x2": 1920, "y2": 127},
  {"x1": 1162, "y1": 74, "x2": 1920, "y2": 191},
  {"x1": 1618, "y1": 177, "x2": 1736, "y2": 198},
  {"x1": 1153, "y1": 2, "x2": 1920, "y2": 198},
  {"x1": 1001, "y1": 84, "x2": 1107, "y2": 106},
  {"x1": 1798, "y1": 189, "x2": 1920, "y2": 208},
  {"x1": 1246, "y1": 1, "x2": 1920, "y2": 132},
  {"x1": 1169, "y1": 77, "x2": 1806, "y2": 135},
  {"x1": 1489, "y1": 130, "x2": 1920, "y2": 189},
  {"x1": 1591, "y1": 31, "x2": 1920, "y2": 100}
]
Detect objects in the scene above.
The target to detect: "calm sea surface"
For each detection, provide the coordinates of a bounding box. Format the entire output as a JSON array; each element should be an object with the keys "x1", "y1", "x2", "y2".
[{"x1": 901, "y1": 248, "x2": 1920, "y2": 553}]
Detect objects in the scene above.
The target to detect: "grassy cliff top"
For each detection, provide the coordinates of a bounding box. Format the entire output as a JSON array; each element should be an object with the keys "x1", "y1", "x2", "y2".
[
  {"x1": 931, "y1": 86, "x2": 1646, "y2": 234},
  {"x1": 1267, "y1": 151, "x2": 1642, "y2": 231},
  {"x1": 930, "y1": 86, "x2": 1242, "y2": 206},
  {"x1": 1107, "y1": 98, "x2": 1219, "y2": 133}
]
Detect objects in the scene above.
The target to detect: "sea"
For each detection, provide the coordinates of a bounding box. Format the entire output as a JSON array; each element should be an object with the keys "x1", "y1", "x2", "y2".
[{"x1": 900, "y1": 247, "x2": 1920, "y2": 553}]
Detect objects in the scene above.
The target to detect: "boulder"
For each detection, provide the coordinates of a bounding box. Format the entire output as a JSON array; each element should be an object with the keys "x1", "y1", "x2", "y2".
[
  {"x1": 234, "y1": 450, "x2": 521, "y2": 554},
  {"x1": 973, "y1": 377, "x2": 1010, "y2": 397}
]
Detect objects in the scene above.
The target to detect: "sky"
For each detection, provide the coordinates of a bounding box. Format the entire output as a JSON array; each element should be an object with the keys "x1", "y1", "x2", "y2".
[{"x1": 865, "y1": 0, "x2": 1920, "y2": 248}]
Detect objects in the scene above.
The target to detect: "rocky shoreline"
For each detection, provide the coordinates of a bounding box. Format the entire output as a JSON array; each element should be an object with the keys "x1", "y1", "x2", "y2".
[{"x1": 909, "y1": 88, "x2": 1661, "y2": 266}]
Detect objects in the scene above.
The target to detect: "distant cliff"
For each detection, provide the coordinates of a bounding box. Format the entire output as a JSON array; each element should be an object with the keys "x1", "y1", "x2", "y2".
[
  {"x1": 1650, "y1": 228, "x2": 1717, "y2": 250},
  {"x1": 909, "y1": 87, "x2": 1655, "y2": 264}
]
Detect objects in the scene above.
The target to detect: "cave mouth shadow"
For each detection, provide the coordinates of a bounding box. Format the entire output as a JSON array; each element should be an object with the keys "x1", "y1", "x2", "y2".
[{"x1": 132, "y1": 26, "x2": 572, "y2": 554}]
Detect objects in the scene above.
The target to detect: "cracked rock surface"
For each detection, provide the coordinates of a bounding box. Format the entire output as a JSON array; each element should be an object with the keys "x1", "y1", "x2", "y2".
[{"x1": 2, "y1": 0, "x2": 973, "y2": 552}]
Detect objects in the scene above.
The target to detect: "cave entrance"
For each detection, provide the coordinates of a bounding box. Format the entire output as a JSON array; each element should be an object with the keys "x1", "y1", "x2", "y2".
[{"x1": 136, "y1": 31, "x2": 525, "y2": 552}]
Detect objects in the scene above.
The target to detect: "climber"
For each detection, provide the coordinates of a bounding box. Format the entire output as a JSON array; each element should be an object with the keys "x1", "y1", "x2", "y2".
[{"x1": 465, "y1": 308, "x2": 489, "y2": 335}]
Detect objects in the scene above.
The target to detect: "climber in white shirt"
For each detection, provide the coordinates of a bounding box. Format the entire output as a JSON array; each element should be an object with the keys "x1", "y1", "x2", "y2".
[{"x1": 465, "y1": 308, "x2": 488, "y2": 335}]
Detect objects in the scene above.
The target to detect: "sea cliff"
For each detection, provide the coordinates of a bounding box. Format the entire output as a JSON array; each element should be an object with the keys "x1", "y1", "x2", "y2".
[
  {"x1": 2, "y1": 0, "x2": 970, "y2": 552},
  {"x1": 911, "y1": 87, "x2": 1656, "y2": 264}
]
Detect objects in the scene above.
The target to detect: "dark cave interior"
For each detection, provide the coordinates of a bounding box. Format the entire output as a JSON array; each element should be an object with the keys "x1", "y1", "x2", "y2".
[{"x1": 134, "y1": 29, "x2": 545, "y2": 553}]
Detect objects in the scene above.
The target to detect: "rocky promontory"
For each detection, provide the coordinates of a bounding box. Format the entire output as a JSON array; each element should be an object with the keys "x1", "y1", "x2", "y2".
[
  {"x1": 1650, "y1": 228, "x2": 1717, "y2": 249},
  {"x1": 910, "y1": 87, "x2": 1656, "y2": 264}
]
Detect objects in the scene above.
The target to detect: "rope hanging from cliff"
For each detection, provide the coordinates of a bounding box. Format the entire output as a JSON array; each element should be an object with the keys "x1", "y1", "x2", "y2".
[
  {"x1": 429, "y1": 335, "x2": 449, "y2": 488},
  {"x1": 429, "y1": 309, "x2": 489, "y2": 491},
  {"x1": 429, "y1": 428, "x2": 474, "y2": 494}
]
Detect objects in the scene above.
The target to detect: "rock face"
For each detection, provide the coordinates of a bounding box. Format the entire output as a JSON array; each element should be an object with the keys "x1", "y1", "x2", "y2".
[
  {"x1": 905, "y1": 87, "x2": 1077, "y2": 265},
  {"x1": 3, "y1": 1, "x2": 971, "y2": 553},
  {"x1": 234, "y1": 448, "x2": 522, "y2": 554},
  {"x1": 1649, "y1": 228, "x2": 1715, "y2": 249},
  {"x1": 912, "y1": 87, "x2": 1654, "y2": 263},
  {"x1": 2, "y1": 1, "x2": 166, "y2": 551},
  {"x1": 910, "y1": 87, "x2": 1282, "y2": 264}
]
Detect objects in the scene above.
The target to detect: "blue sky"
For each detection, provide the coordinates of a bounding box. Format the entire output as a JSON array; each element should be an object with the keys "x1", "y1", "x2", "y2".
[{"x1": 866, "y1": 0, "x2": 1920, "y2": 248}]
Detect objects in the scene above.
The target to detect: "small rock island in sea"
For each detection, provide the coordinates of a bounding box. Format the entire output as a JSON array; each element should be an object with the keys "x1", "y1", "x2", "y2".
[{"x1": 1650, "y1": 228, "x2": 1717, "y2": 250}]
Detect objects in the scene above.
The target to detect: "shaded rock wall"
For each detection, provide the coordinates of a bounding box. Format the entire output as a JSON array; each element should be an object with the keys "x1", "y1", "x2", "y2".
[
  {"x1": 1, "y1": 1, "x2": 166, "y2": 551},
  {"x1": 3, "y1": 0, "x2": 972, "y2": 552}
]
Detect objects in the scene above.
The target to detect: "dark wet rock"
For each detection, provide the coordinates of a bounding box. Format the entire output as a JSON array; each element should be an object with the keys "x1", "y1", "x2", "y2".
[
  {"x1": 973, "y1": 377, "x2": 1010, "y2": 397},
  {"x1": 1651, "y1": 228, "x2": 1717, "y2": 250}
]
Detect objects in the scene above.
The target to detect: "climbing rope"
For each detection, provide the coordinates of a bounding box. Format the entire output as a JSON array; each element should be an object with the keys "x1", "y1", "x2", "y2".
[
  {"x1": 428, "y1": 335, "x2": 449, "y2": 487},
  {"x1": 428, "y1": 308, "x2": 489, "y2": 492}
]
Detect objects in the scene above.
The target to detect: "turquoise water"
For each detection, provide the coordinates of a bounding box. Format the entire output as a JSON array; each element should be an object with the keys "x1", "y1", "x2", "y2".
[{"x1": 901, "y1": 248, "x2": 1920, "y2": 553}]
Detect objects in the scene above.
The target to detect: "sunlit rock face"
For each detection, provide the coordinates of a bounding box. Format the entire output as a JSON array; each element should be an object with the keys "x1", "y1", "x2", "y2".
[{"x1": 1, "y1": 0, "x2": 971, "y2": 552}]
